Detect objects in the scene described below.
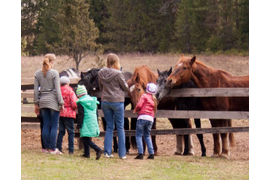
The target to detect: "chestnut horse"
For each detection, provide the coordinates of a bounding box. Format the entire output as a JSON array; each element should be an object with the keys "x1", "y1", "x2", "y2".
[
  {"x1": 166, "y1": 54, "x2": 249, "y2": 158},
  {"x1": 127, "y1": 65, "x2": 198, "y2": 156}
]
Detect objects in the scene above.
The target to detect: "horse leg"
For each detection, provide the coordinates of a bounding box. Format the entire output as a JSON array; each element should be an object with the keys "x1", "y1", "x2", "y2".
[
  {"x1": 210, "y1": 119, "x2": 221, "y2": 157},
  {"x1": 124, "y1": 117, "x2": 130, "y2": 154},
  {"x1": 220, "y1": 119, "x2": 230, "y2": 159},
  {"x1": 152, "y1": 119, "x2": 157, "y2": 155},
  {"x1": 183, "y1": 119, "x2": 194, "y2": 156},
  {"x1": 194, "y1": 118, "x2": 206, "y2": 156},
  {"x1": 169, "y1": 118, "x2": 184, "y2": 155},
  {"x1": 175, "y1": 135, "x2": 184, "y2": 155},
  {"x1": 130, "y1": 118, "x2": 137, "y2": 149}
]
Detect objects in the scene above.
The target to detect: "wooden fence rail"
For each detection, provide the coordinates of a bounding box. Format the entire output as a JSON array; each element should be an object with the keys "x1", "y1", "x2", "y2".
[{"x1": 21, "y1": 86, "x2": 249, "y2": 136}]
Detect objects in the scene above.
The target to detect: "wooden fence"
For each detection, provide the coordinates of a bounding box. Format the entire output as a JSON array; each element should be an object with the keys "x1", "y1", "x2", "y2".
[{"x1": 21, "y1": 80, "x2": 249, "y2": 137}]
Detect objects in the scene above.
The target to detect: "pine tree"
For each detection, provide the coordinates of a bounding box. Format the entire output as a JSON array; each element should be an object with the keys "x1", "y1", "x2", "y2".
[{"x1": 47, "y1": 0, "x2": 102, "y2": 70}]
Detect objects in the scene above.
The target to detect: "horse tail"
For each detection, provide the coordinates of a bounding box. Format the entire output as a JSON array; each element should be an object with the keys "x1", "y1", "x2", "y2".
[{"x1": 228, "y1": 119, "x2": 235, "y2": 147}]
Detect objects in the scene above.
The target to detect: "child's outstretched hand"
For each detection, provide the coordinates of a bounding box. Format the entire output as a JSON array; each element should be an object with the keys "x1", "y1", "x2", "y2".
[{"x1": 133, "y1": 110, "x2": 137, "y2": 113}]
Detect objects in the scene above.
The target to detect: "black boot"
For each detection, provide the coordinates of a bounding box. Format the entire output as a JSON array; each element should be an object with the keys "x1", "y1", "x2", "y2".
[
  {"x1": 81, "y1": 154, "x2": 90, "y2": 158},
  {"x1": 134, "y1": 154, "x2": 144, "y2": 160},
  {"x1": 147, "y1": 154, "x2": 154, "y2": 159},
  {"x1": 96, "y1": 149, "x2": 102, "y2": 160}
]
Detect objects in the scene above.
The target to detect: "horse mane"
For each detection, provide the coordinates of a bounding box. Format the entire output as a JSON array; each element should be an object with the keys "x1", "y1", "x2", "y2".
[{"x1": 194, "y1": 60, "x2": 235, "y2": 78}]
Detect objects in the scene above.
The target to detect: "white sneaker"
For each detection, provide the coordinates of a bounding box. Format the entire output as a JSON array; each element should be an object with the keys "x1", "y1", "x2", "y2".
[
  {"x1": 104, "y1": 153, "x2": 114, "y2": 158},
  {"x1": 50, "y1": 148, "x2": 63, "y2": 155},
  {"x1": 120, "y1": 156, "x2": 127, "y2": 159}
]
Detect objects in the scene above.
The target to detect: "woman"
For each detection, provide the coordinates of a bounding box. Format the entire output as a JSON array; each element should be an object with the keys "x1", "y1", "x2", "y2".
[
  {"x1": 98, "y1": 53, "x2": 129, "y2": 159},
  {"x1": 34, "y1": 53, "x2": 64, "y2": 154}
]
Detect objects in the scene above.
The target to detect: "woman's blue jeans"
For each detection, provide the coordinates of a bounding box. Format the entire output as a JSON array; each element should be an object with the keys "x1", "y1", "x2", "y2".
[
  {"x1": 101, "y1": 101, "x2": 126, "y2": 157},
  {"x1": 136, "y1": 119, "x2": 154, "y2": 155},
  {"x1": 41, "y1": 108, "x2": 60, "y2": 150}
]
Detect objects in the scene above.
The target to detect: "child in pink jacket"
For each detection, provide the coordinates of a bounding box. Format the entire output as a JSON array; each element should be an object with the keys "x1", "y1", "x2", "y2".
[{"x1": 133, "y1": 83, "x2": 157, "y2": 160}]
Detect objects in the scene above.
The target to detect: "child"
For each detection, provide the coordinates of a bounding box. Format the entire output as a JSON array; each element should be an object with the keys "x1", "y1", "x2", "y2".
[
  {"x1": 133, "y1": 83, "x2": 158, "y2": 160},
  {"x1": 76, "y1": 85, "x2": 102, "y2": 160},
  {"x1": 56, "y1": 76, "x2": 78, "y2": 154}
]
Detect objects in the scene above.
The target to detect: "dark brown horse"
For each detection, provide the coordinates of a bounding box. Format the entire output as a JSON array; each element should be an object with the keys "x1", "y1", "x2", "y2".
[
  {"x1": 156, "y1": 68, "x2": 206, "y2": 156},
  {"x1": 127, "y1": 65, "x2": 199, "y2": 156},
  {"x1": 166, "y1": 54, "x2": 249, "y2": 158}
]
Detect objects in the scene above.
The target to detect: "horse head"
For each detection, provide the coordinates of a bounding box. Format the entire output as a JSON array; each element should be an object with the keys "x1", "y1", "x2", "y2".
[
  {"x1": 128, "y1": 65, "x2": 158, "y2": 107},
  {"x1": 155, "y1": 67, "x2": 172, "y2": 101},
  {"x1": 78, "y1": 68, "x2": 100, "y2": 94},
  {"x1": 166, "y1": 54, "x2": 196, "y2": 87}
]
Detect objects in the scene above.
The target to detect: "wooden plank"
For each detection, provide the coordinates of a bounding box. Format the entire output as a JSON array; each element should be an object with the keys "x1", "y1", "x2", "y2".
[
  {"x1": 97, "y1": 110, "x2": 249, "y2": 119},
  {"x1": 168, "y1": 88, "x2": 249, "y2": 97},
  {"x1": 21, "y1": 123, "x2": 249, "y2": 136},
  {"x1": 21, "y1": 88, "x2": 249, "y2": 97},
  {"x1": 21, "y1": 117, "x2": 40, "y2": 123},
  {"x1": 22, "y1": 77, "x2": 80, "y2": 84},
  {"x1": 22, "y1": 106, "x2": 249, "y2": 119},
  {"x1": 21, "y1": 78, "x2": 80, "y2": 90}
]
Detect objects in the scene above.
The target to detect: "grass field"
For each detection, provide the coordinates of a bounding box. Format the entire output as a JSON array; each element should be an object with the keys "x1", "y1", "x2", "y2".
[{"x1": 21, "y1": 149, "x2": 248, "y2": 180}]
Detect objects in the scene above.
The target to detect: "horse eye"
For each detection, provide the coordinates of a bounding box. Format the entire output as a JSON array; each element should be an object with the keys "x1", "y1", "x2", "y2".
[
  {"x1": 183, "y1": 67, "x2": 187, "y2": 70},
  {"x1": 138, "y1": 89, "x2": 141, "y2": 92}
]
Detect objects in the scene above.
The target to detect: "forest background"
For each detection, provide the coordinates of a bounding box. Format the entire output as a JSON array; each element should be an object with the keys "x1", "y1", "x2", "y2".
[{"x1": 21, "y1": 0, "x2": 249, "y2": 69}]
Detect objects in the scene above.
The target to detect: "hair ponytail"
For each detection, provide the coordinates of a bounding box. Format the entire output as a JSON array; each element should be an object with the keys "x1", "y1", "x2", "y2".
[
  {"x1": 152, "y1": 94, "x2": 158, "y2": 113},
  {"x1": 42, "y1": 58, "x2": 51, "y2": 77}
]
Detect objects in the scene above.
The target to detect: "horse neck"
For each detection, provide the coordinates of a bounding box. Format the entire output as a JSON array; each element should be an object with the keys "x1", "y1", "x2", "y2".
[{"x1": 190, "y1": 62, "x2": 214, "y2": 88}]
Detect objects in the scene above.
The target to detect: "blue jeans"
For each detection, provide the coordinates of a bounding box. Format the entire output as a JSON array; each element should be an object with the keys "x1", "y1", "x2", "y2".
[
  {"x1": 101, "y1": 101, "x2": 126, "y2": 157},
  {"x1": 136, "y1": 119, "x2": 154, "y2": 155},
  {"x1": 40, "y1": 108, "x2": 60, "y2": 150},
  {"x1": 57, "y1": 117, "x2": 75, "y2": 153}
]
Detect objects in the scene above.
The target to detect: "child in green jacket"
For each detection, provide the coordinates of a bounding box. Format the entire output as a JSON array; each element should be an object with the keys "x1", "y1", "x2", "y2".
[{"x1": 76, "y1": 85, "x2": 102, "y2": 160}]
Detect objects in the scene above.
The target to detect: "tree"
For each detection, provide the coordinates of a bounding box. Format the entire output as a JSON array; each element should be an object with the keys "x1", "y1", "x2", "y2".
[
  {"x1": 21, "y1": 0, "x2": 41, "y2": 55},
  {"x1": 46, "y1": 0, "x2": 102, "y2": 70}
]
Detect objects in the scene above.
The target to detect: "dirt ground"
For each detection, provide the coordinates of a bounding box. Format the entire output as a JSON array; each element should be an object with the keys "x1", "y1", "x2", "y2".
[{"x1": 21, "y1": 118, "x2": 249, "y2": 161}]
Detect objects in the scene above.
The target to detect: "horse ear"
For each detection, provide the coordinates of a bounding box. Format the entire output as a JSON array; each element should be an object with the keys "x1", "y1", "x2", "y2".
[
  {"x1": 80, "y1": 72, "x2": 84, "y2": 79},
  {"x1": 157, "y1": 69, "x2": 161, "y2": 76},
  {"x1": 135, "y1": 73, "x2": 140, "y2": 83},
  {"x1": 190, "y1": 56, "x2": 196, "y2": 66},
  {"x1": 168, "y1": 67, "x2": 172, "y2": 76}
]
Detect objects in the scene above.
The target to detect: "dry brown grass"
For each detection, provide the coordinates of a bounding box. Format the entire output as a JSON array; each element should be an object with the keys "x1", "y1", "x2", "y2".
[{"x1": 21, "y1": 53, "x2": 249, "y2": 80}]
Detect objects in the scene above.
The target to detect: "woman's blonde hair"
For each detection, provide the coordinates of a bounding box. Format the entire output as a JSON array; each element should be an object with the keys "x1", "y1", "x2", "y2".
[
  {"x1": 44, "y1": 53, "x2": 56, "y2": 61},
  {"x1": 42, "y1": 58, "x2": 52, "y2": 77},
  {"x1": 42, "y1": 53, "x2": 56, "y2": 77},
  {"x1": 106, "y1": 53, "x2": 121, "y2": 70}
]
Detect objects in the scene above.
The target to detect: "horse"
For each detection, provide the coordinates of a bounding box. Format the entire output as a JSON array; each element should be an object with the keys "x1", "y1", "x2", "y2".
[
  {"x1": 59, "y1": 68, "x2": 80, "y2": 78},
  {"x1": 127, "y1": 65, "x2": 201, "y2": 156},
  {"x1": 166, "y1": 54, "x2": 249, "y2": 159},
  {"x1": 78, "y1": 68, "x2": 134, "y2": 154},
  {"x1": 155, "y1": 67, "x2": 206, "y2": 156}
]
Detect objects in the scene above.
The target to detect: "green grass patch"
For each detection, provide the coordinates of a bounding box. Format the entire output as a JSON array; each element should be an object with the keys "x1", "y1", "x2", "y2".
[{"x1": 21, "y1": 150, "x2": 248, "y2": 180}]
